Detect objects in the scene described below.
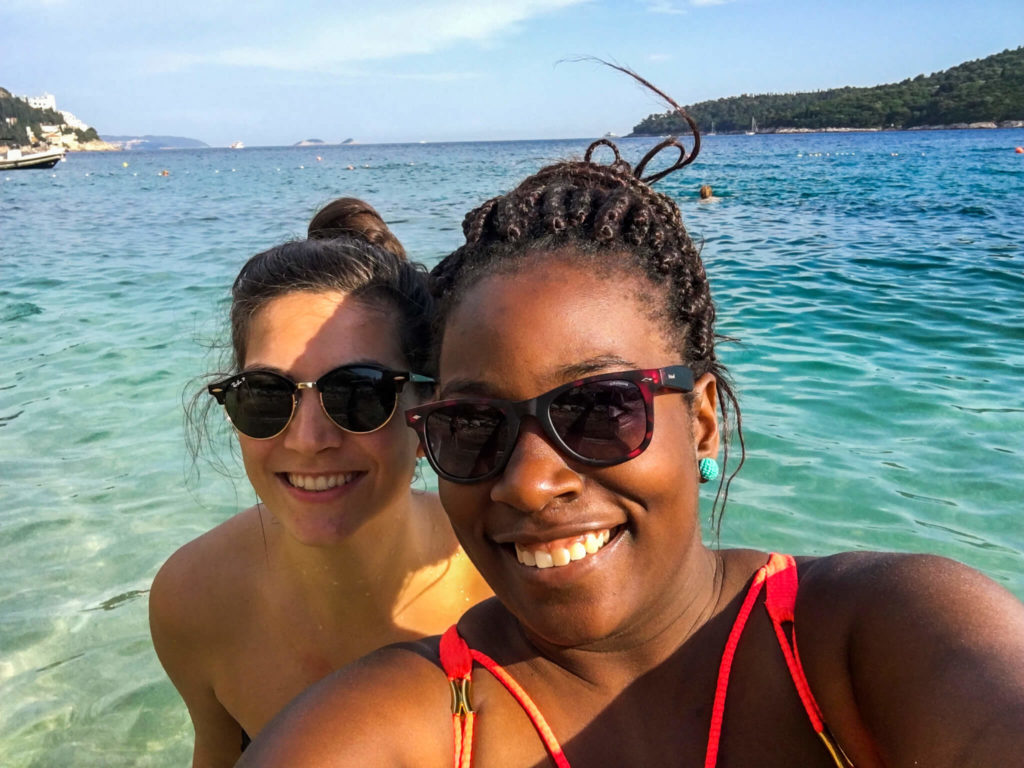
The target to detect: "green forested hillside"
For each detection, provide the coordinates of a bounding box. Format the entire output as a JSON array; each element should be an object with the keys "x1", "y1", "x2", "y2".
[{"x1": 631, "y1": 47, "x2": 1024, "y2": 135}]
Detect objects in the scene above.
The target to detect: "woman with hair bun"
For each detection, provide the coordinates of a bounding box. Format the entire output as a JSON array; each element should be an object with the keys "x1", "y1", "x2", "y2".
[
  {"x1": 239, "y1": 84, "x2": 1024, "y2": 767},
  {"x1": 149, "y1": 198, "x2": 491, "y2": 767}
]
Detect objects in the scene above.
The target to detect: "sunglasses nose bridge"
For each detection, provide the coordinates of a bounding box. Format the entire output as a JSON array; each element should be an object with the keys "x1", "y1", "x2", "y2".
[
  {"x1": 289, "y1": 380, "x2": 328, "y2": 425},
  {"x1": 505, "y1": 394, "x2": 571, "y2": 465}
]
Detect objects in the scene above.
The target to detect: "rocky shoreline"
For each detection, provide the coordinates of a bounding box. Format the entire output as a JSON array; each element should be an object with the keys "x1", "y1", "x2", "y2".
[{"x1": 646, "y1": 120, "x2": 1024, "y2": 137}]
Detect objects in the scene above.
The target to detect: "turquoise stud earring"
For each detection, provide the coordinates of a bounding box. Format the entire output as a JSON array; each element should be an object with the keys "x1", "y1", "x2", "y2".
[{"x1": 698, "y1": 457, "x2": 720, "y2": 483}]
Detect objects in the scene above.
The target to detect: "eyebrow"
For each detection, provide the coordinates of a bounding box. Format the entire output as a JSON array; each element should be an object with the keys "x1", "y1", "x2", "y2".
[
  {"x1": 241, "y1": 359, "x2": 391, "y2": 378},
  {"x1": 439, "y1": 355, "x2": 638, "y2": 399}
]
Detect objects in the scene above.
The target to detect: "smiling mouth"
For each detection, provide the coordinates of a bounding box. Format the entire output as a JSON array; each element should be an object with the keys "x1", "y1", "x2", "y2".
[
  {"x1": 284, "y1": 472, "x2": 361, "y2": 491},
  {"x1": 513, "y1": 527, "x2": 617, "y2": 569}
]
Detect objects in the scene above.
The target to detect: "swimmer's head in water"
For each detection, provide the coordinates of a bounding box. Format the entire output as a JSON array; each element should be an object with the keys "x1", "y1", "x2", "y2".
[
  {"x1": 699, "y1": 184, "x2": 713, "y2": 199},
  {"x1": 429, "y1": 74, "x2": 743, "y2": 523}
]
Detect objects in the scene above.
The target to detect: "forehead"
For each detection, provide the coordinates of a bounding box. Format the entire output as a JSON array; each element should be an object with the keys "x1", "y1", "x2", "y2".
[
  {"x1": 439, "y1": 259, "x2": 676, "y2": 395},
  {"x1": 245, "y1": 290, "x2": 402, "y2": 370}
]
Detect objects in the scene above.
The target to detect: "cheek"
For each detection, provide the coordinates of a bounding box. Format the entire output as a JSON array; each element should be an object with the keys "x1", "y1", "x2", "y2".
[
  {"x1": 238, "y1": 435, "x2": 271, "y2": 470},
  {"x1": 438, "y1": 482, "x2": 488, "y2": 540}
]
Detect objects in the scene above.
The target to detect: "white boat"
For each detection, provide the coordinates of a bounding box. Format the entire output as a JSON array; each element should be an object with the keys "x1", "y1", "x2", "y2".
[
  {"x1": 0, "y1": 146, "x2": 65, "y2": 170},
  {"x1": 746, "y1": 117, "x2": 757, "y2": 136},
  {"x1": 229, "y1": 141, "x2": 245, "y2": 149}
]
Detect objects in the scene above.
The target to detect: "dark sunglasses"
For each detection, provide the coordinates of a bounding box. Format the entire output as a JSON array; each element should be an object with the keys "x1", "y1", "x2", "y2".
[
  {"x1": 405, "y1": 366, "x2": 694, "y2": 484},
  {"x1": 208, "y1": 364, "x2": 434, "y2": 439}
]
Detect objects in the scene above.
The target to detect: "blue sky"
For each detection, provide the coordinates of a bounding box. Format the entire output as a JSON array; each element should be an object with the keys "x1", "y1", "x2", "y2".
[{"x1": 2, "y1": 0, "x2": 1021, "y2": 147}]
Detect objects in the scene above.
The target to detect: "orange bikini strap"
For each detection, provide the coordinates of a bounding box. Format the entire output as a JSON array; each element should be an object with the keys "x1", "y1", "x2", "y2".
[
  {"x1": 763, "y1": 553, "x2": 825, "y2": 731},
  {"x1": 704, "y1": 557, "x2": 770, "y2": 768},
  {"x1": 439, "y1": 626, "x2": 571, "y2": 768},
  {"x1": 469, "y1": 648, "x2": 571, "y2": 768},
  {"x1": 440, "y1": 626, "x2": 476, "y2": 768},
  {"x1": 763, "y1": 555, "x2": 854, "y2": 767}
]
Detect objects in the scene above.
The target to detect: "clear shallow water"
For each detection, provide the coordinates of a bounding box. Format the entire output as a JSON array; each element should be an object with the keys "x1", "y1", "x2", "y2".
[{"x1": 2, "y1": 131, "x2": 1022, "y2": 765}]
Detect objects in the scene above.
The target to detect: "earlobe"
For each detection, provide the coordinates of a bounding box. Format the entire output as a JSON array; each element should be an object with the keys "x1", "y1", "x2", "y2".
[{"x1": 692, "y1": 373, "x2": 720, "y2": 460}]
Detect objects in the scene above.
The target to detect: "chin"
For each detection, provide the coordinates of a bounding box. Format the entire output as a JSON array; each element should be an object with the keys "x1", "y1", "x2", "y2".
[{"x1": 509, "y1": 594, "x2": 632, "y2": 650}]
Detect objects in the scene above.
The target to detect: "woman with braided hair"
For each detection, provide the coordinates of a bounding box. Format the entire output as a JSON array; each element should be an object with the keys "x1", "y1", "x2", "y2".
[{"x1": 240, "y1": 87, "x2": 1024, "y2": 767}]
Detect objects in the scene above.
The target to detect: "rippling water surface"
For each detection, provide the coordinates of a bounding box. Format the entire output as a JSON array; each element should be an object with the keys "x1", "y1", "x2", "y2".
[{"x1": 2, "y1": 130, "x2": 1022, "y2": 765}]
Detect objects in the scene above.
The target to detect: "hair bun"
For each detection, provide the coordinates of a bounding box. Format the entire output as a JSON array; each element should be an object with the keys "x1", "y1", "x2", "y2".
[{"x1": 307, "y1": 197, "x2": 407, "y2": 258}]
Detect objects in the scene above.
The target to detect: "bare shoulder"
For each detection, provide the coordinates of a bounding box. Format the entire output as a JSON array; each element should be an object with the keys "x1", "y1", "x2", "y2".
[
  {"x1": 239, "y1": 640, "x2": 453, "y2": 768},
  {"x1": 795, "y1": 550, "x2": 1023, "y2": 623},
  {"x1": 794, "y1": 552, "x2": 1024, "y2": 766},
  {"x1": 795, "y1": 550, "x2": 1024, "y2": 669},
  {"x1": 149, "y1": 506, "x2": 266, "y2": 661}
]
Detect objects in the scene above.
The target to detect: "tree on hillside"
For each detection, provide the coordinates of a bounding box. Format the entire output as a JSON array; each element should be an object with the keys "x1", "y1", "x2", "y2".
[{"x1": 631, "y1": 47, "x2": 1024, "y2": 134}]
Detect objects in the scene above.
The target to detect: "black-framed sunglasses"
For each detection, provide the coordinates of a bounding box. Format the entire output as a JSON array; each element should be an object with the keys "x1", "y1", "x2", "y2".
[
  {"x1": 405, "y1": 366, "x2": 694, "y2": 484},
  {"x1": 208, "y1": 364, "x2": 434, "y2": 440}
]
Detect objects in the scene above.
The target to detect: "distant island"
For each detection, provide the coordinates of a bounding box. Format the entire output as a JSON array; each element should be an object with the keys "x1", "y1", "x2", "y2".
[
  {"x1": 294, "y1": 138, "x2": 356, "y2": 146},
  {"x1": 631, "y1": 46, "x2": 1024, "y2": 136},
  {"x1": 102, "y1": 134, "x2": 209, "y2": 151}
]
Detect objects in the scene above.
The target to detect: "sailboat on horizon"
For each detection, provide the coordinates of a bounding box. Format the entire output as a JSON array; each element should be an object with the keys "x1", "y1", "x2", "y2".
[{"x1": 746, "y1": 117, "x2": 757, "y2": 135}]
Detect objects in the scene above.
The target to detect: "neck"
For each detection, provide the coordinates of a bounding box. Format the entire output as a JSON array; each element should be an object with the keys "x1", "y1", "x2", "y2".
[{"x1": 265, "y1": 491, "x2": 458, "y2": 631}]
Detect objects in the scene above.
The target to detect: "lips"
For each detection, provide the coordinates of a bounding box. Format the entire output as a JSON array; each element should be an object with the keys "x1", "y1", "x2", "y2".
[
  {"x1": 513, "y1": 528, "x2": 614, "y2": 569},
  {"x1": 284, "y1": 472, "x2": 360, "y2": 491}
]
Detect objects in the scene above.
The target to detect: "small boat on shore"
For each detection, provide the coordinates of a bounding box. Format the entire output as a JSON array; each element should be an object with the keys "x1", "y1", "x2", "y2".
[{"x1": 0, "y1": 147, "x2": 65, "y2": 170}]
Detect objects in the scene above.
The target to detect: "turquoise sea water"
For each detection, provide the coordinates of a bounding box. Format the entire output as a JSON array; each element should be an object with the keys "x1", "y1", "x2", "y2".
[{"x1": 2, "y1": 131, "x2": 1022, "y2": 765}]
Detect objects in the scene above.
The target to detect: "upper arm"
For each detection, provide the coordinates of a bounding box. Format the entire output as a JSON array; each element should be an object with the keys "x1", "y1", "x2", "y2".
[
  {"x1": 800, "y1": 553, "x2": 1024, "y2": 767},
  {"x1": 238, "y1": 646, "x2": 453, "y2": 768},
  {"x1": 150, "y1": 545, "x2": 244, "y2": 768}
]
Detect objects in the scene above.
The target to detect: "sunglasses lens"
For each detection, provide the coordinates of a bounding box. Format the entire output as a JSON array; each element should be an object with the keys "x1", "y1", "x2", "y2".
[
  {"x1": 224, "y1": 372, "x2": 295, "y2": 438},
  {"x1": 320, "y1": 366, "x2": 396, "y2": 432},
  {"x1": 424, "y1": 403, "x2": 509, "y2": 480},
  {"x1": 550, "y1": 379, "x2": 648, "y2": 461}
]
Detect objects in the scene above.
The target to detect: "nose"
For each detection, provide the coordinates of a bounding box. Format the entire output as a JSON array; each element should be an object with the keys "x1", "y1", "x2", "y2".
[
  {"x1": 489, "y1": 419, "x2": 583, "y2": 513},
  {"x1": 280, "y1": 389, "x2": 344, "y2": 453}
]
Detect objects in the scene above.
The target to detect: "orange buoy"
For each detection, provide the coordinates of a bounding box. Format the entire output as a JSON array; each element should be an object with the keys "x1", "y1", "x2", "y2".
[{"x1": 1016, "y1": 146, "x2": 1024, "y2": 154}]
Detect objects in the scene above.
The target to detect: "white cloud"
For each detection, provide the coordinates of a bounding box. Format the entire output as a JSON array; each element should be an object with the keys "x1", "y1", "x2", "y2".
[
  {"x1": 149, "y1": 0, "x2": 590, "y2": 74},
  {"x1": 640, "y1": 0, "x2": 732, "y2": 9},
  {"x1": 642, "y1": 1, "x2": 686, "y2": 14}
]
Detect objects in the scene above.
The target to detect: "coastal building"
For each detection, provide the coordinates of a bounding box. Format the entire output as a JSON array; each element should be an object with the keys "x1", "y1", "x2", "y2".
[
  {"x1": 27, "y1": 93, "x2": 57, "y2": 111},
  {"x1": 60, "y1": 110, "x2": 88, "y2": 130},
  {"x1": 20, "y1": 93, "x2": 89, "y2": 131}
]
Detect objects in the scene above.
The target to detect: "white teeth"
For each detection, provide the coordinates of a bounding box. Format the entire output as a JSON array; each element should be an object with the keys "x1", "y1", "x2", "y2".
[
  {"x1": 514, "y1": 528, "x2": 614, "y2": 570},
  {"x1": 286, "y1": 472, "x2": 354, "y2": 491}
]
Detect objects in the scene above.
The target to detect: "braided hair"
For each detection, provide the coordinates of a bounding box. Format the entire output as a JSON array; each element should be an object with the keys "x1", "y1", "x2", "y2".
[{"x1": 430, "y1": 73, "x2": 744, "y2": 525}]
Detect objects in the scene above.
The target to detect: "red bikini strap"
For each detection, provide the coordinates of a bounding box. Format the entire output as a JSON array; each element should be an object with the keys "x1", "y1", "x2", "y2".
[
  {"x1": 440, "y1": 626, "x2": 476, "y2": 768},
  {"x1": 470, "y1": 648, "x2": 571, "y2": 768},
  {"x1": 763, "y1": 553, "x2": 826, "y2": 731},
  {"x1": 703, "y1": 558, "x2": 770, "y2": 768},
  {"x1": 763, "y1": 556, "x2": 854, "y2": 767},
  {"x1": 439, "y1": 626, "x2": 571, "y2": 768}
]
